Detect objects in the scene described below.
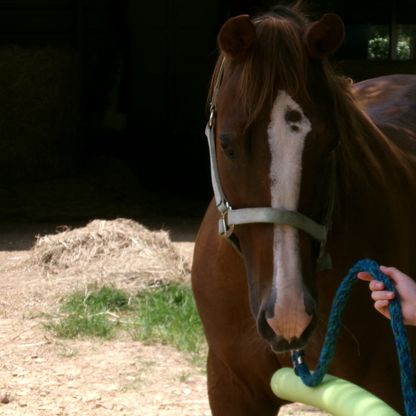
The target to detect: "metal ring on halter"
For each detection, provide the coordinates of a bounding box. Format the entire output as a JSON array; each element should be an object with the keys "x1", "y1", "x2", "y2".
[
  {"x1": 318, "y1": 241, "x2": 326, "y2": 261},
  {"x1": 218, "y1": 208, "x2": 235, "y2": 239},
  {"x1": 208, "y1": 108, "x2": 215, "y2": 128}
]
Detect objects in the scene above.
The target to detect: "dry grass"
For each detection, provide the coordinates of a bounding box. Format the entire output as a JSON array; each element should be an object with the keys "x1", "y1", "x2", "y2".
[
  {"x1": 27, "y1": 218, "x2": 190, "y2": 289},
  {"x1": 0, "y1": 219, "x2": 191, "y2": 314}
]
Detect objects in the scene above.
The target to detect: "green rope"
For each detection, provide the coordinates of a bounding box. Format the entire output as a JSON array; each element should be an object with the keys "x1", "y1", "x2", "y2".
[{"x1": 292, "y1": 259, "x2": 416, "y2": 416}]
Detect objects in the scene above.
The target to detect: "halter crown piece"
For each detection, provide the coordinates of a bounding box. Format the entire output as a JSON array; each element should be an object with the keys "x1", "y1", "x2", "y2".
[{"x1": 205, "y1": 58, "x2": 335, "y2": 270}]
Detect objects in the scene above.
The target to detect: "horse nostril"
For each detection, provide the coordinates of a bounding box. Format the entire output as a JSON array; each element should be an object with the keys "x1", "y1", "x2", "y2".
[
  {"x1": 261, "y1": 296, "x2": 276, "y2": 321},
  {"x1": 264, "y1": 310, "x2": 273, "y2": 321},
  {"x1": 256, "y1": 286, "x2": 317, "y2": 344},
  {"x1": 257, "y1": 309, "x2": 278, "y2": 342}
]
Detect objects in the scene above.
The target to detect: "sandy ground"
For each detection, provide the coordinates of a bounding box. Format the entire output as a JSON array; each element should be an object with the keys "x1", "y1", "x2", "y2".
[{"x1": 0, "y1": 220, "x2": 328, "y2": 416}]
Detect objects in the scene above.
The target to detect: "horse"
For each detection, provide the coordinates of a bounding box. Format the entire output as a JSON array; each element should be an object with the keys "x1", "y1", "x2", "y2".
[{"x1": 191, "y1": 3, "x2": 416, "y2": 416}]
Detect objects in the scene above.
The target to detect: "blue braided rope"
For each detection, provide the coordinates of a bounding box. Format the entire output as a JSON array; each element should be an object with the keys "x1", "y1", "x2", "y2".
[{"x1": 292, "y1": 259, "x2": 416, "y2": 416}]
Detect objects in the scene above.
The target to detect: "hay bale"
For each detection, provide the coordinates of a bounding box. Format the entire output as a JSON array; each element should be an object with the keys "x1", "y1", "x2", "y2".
[
  {"x1": 28, "y1": 218, "x2": 190, "y2": 289},
  {"x1": 0, "y1": 46, "x2": 82, "y2": 183}
]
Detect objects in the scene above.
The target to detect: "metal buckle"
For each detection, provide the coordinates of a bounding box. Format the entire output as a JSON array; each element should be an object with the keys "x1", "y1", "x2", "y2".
[
  {"x1": 318, "y1": 240, "x2": 326, "y2": 261},
  {"x1": 318, "y1": 220, "x2": 331, "y2": 262},
  {"x1": 208, "y1": 105, "x2": 215, "y2": 128},
  {"x1": 292, "y1": 350, "x2": 306, "y2": 377},
  {"x1": 218, "y1": 207, "x2": 234, "y2": 239},
  {"x1": 292, "y1": 350, "x2": 306, "y2": 366}
]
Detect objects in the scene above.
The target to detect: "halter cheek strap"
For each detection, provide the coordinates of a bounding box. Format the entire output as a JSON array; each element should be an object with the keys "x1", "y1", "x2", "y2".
[{"x1": 206, "y1": 59, "x2": 334, "y2": 271}]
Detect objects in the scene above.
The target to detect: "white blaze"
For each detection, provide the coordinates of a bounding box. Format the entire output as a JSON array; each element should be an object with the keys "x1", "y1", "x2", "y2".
[{"x1": 266, "y1": 90, "x2": 312, "y2": 341}]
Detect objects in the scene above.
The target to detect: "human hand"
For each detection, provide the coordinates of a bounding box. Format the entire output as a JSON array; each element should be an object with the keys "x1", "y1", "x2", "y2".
[{"x1": 357, "y1": 266, "x2": 416, "y2": 326}]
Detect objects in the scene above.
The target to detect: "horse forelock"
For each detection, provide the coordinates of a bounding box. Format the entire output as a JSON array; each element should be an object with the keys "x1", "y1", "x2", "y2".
[
  {"x1": 209, "y1": 4, "x2": 313, "y2": 126},
  {"x1": 210, "y1": 4, "x2": 344, "y2": 127}
]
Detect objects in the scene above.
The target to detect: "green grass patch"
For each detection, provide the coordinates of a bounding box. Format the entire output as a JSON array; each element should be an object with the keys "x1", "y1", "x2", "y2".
[
  {"x1": 129, "y1": 284, "x2": 206, "y2": 366},
  {"x1": 43, "y1": 284, "x2": 207, "y2": 367},
  {"x1": 43, "y1": 286, "x2": 131, "y2": 339}
]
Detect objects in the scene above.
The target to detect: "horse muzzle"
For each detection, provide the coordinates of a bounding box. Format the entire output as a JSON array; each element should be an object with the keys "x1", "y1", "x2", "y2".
[
  {"x1": 258, "y1": 312, "x2": 318, "y2": 353},
  {"x1": 268, "y1": 332, "x2": 313, "y2": 354},
  {"x1": 257, "y1": 292, "x2": 317, "y2": 353}
]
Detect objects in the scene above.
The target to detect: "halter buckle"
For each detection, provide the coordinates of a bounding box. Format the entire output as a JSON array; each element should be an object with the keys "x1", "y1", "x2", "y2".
[
  {"x1": 219, "y1": 208, "x2": 235, "y2": 239},
  {"x1": 208, "y1": 104, "x2": 216, "y2": 128},
  {"x1": 317, "y1": 240, "x2": 332, "y2": 270},
  {"x1": 318, "y1": 240, "x2": 326, "y2": 261}
]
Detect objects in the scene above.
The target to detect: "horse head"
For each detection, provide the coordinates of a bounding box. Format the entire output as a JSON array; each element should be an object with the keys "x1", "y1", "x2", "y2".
[{"x1": 208, "y1": 8, "x2": 345, "y2": 353}]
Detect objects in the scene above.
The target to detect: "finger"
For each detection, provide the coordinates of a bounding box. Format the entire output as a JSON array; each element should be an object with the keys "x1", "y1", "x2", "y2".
[
  {"x1": 357, "y1": 272, "x2": 374, "y2": 282},
  {"x1": 369, "y1": 280, "x2": 385, "y2": 291},
  {"x1": 371, "y1": 290, "x2": 395, "y2": 301},
  {"x1": 374, "y1": 299, "x2": 391, "y2": 319},
  {"x1": 379, "y1": 266, "x2": 408, "y2": 284}
]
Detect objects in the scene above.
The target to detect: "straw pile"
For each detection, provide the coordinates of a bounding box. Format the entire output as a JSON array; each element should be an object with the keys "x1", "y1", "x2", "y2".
[
  {"x1": 0, "y1": 46, "x2": 82, "y2": 183},
  {"x1": 27, "y1": 218, "x2": 190, "y2": 291}
]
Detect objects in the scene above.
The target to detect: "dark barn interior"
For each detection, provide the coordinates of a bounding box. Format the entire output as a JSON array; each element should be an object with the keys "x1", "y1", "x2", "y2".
[{"x1": 0, "y1": 0, "x2": 415, "y2": 226}]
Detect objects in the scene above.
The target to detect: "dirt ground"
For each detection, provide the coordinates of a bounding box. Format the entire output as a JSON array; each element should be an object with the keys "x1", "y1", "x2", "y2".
[{"x1": 0, "y1": 219, "x2": 327, "y2": 416}]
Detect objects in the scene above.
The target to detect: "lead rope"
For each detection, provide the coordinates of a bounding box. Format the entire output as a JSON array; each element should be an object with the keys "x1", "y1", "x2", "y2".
[{"x1": 292, "y1": 259, "x2": 416, "y2": 416}]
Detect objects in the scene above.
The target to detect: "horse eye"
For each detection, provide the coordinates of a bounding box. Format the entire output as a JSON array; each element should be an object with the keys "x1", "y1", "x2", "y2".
[{"x1": 220, "y1": 140, "x2": 235, "y2": 157}]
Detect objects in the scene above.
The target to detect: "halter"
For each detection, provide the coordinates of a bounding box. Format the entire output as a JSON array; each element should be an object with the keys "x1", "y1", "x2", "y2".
[{"x1": 206, "y1": 59, "x2": 335, "y2": 270}]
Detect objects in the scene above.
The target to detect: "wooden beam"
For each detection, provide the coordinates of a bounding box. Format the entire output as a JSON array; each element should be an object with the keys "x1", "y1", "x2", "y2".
[{"x1": 389, "y1": 1, "x2": 398, "y2": 59}]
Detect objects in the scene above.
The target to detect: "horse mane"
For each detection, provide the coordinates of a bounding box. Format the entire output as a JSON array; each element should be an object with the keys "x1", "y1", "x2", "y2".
[
  {"x1": 323, "y1": 60, "x2": 416, "y2": 189},
  {"x1": 209, "y1": 2, "x2": 416, "y2": 189}
]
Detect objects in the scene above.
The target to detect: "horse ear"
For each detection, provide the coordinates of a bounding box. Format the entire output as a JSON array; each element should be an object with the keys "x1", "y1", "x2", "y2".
[
  {"x1": 218, "y1": 15, "x2": 256, "y2": 60},
  {"x1": 304, "y1": 13, "x2": 344, "y2": 59}
]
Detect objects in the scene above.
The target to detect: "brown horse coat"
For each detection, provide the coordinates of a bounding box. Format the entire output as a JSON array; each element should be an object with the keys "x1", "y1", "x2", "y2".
[{"x1": 192, "y1": 5, "x2": 416, "y2": 415}]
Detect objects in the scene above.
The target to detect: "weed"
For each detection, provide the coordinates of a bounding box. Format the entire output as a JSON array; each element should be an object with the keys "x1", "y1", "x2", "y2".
[
  {"x1": 59, "y1": 346, "x2": 79, "y2": 358},
  {"x1": 129, "y1": 284, "x2": 206, "y2": 365},
  {"x1": 43, "y1": 286, "x2": 131, "y2": 339},
  {"x1": 42, "y1": 284, "x2": 207, "y2": 368},
  {"x1": 141, "y1": 360, "x2": 156, "y2": 367},
  {"x1": 120, "y1": 376, "x2": 143, "y2": 392},
  {"x1": 174, "y1": 371, "x2": 191, "y2": 383}
]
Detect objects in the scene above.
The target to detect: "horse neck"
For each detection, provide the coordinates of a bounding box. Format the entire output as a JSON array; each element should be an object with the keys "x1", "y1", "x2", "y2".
[
  {"x1": 336, "y1": 100, "x2": 416, "y2": 196},
  {"x1": 331, "y1": 99, "x2": 416, "y2": 246}
]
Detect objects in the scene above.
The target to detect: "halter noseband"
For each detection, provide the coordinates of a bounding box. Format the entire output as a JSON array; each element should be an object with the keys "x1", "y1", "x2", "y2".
[{"x1": 206, "y1": 59, "x2": 334, "y2": 270}]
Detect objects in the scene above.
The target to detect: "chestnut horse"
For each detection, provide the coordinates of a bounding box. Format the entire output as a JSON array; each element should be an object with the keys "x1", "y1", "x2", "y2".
[{"x1": 192, "y1": 4, "x2": 416, "y2": 416}]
